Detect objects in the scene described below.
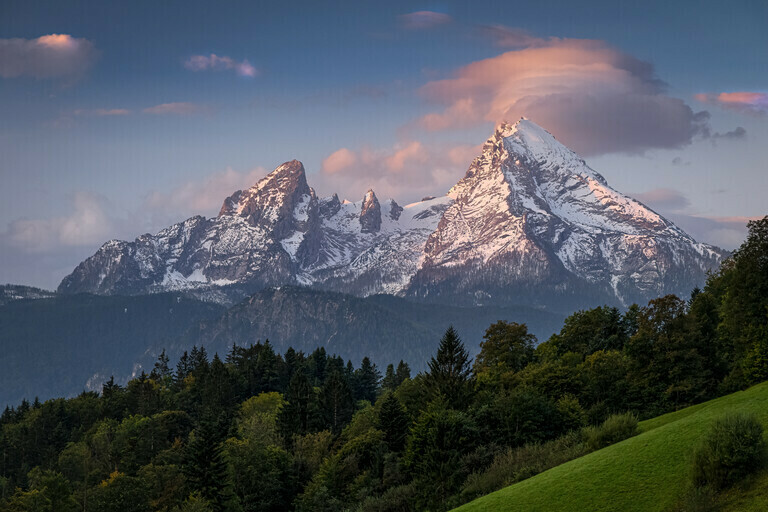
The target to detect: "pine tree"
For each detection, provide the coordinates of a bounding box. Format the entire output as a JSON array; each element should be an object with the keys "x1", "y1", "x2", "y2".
[
  {"x1": 395, "y1": 360, "x2": 411, "y2": 385},
  {"x1": 425, "y1": 326, "x2": 473, "y2": 408},
  {"x1": 184, "y1": 417, "x2": 230, "y2": 512},
  {"x1": 354, "y1": 357, "x2": 381, "y2": 403},
  {"x1": 382, "y1": 364, "x2": 398, "y2": 390},
  {"x1": 151, "y1": 349, "x2": 171, "y2": 381},
  {"x1": 320, "y1": 370, "x2": 354, "y2": 433},
  {"x1": 378, "y1": 392, "x2": 409, "y2": 451},
  {"x1": 175, "y1": 351, "x2": 191, "y2": 383},
  {"x1": 280, "y1": 371, "x2": 316, "y2": 439}
]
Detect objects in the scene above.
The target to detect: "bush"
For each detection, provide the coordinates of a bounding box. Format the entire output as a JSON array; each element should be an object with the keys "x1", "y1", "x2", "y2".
[
  {"x1": 354, "y1": 483, "x2": 417, "y2": 512},
  {"x1": 691, "y1": 413, "x2": 766, "y2": 490},
  {"x1": 460, "y1": 431, "x2": 586, "y2": 501},
  {"x1": 582, "y1": 412, "x2": 638, "y2": 451}
]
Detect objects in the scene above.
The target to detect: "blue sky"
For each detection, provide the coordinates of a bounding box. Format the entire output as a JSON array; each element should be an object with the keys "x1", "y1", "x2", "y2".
[{"x1": 1, "y1": 0, "x2": 766, "y2": 288}]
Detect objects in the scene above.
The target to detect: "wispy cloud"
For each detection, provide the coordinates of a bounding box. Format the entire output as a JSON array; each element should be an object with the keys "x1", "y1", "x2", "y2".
[
  {"x1": 634, "y1": 188, "x2": 691, "y2": 213},
  {"x1": 0, "y1": 34, "x2": 99, "y2": 82},
  {"x1": 184, "y1": 53, "x2": 258, "y2": 77},
  {"x1": 143, "y1": 166, "x2": 267, "y2": 228},
  {"x1": 633, "y1": 187, "x2": 755, "y2": 249},
  {"x1": 142, "y1": 102, "x2": 207, "y2": 115},
  {"x1": 667, "y1": 214, "x2": 757, "y2": 250},
  {"x1": 695, "y1": 92, "x2": 768, "y2": 115},
  {"x1": 398, "y1": 11, "x2": 453, "y2": 30},
  {"x1": 5, "y1": 192, "x2": 114, "y2": 253},
  {"x1": 74, "y1": 108, "x2": 131, "y2": 116},
  {"x1": 475, "y1": 25, "x2": 551, "y2": 48}
]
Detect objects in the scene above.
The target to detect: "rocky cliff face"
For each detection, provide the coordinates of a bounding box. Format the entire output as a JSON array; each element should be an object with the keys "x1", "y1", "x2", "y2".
[
  {"x1": 59, "y1": 119, "x2": 725, "y2": 308},
  {"x1": 407, "y1": 119, "x2": 723, "y2": 307}
]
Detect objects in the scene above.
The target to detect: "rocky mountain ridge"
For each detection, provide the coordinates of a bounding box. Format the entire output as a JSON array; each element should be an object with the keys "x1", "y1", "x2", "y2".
[{"x1": 59, "y1": 119, "x2": 725, "y2": 308}]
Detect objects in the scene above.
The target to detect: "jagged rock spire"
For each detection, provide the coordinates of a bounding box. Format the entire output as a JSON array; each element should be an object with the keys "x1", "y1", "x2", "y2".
[{"x1": 359, "y1": 189, "x2": 381, "y2": 233}]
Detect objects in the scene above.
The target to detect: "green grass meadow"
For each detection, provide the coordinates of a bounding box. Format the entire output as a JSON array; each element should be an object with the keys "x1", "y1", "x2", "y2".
[{"x1": 454, "y1": 381, "x2": 768, "y2": 512}]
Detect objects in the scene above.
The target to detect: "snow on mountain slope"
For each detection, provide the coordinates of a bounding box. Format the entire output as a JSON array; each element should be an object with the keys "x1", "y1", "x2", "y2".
[
  {"x1": 409, "y1": 119, "x2": 722, "y2": 306},
  {"x1": 59, "y1": 119, "x2": 724, "y2": 308}
]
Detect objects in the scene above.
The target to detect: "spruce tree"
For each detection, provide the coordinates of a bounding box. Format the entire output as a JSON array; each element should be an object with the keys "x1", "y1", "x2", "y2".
[
  {"x1": 175, "y1": 351, "x2": 191, "y2": 383},
  {"x1": 320, "y1": 370, "x2": 354, "y2": 433},
  {"x1": 151, "y1": 349, "x2": 171, "y2": 381},
  {"x1": 378, "y1": 392, "x2": 409, "y2": 451},
  {"x1": 395, "y1": 360, "x2": 411, "y2": 385},
  {"x1": 184, "y1": 417, "x2": 230, "y2": 512},
  {"x1": 382, "y1": 364, "x2": 398, "y2": 390},
  {"x1": 354, "y1": 357, "x2": 381, "y2": 403},
  {"x1": 280, "y1": 371, "x2": 316, "y2": 439},
  {"x1": 425, "y1": 326, "x2": 473, "y2": 408}
]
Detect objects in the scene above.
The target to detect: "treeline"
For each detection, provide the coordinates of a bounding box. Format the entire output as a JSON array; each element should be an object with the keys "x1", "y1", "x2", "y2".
[{"x1": 0, "y1": 217, "x2": 767, "y2": 512}]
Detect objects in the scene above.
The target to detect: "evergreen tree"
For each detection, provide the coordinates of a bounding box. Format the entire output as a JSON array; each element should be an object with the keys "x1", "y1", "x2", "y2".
[
  {"x1": 395, "y1": 360, "x2": 411, "y2": 385},
  {"x1": 175, "y1": 351, "x2": 191, "y2": 383},
  {"x1": 151, "y1": 349, "x2": 171, "y2": 381},
  {"x1": 189, "y1": 346, "x2": 210, "y2": 380},
  {"x1": 201, "y1": 354, "x2": 236, "y2": 417},
  {"x1": 378, "y1": 392, "x2": 409, "y2": 451},
  {"x1": 425, "y1": 326, "x2": 473, "y2": 408},
  {"x1": 320, "y1": 370, "x2": 354, "y2": 433},
  {"x1": 354, "y1": 357, "x2": 381, "y2": 403},
  {"x1": 309, "y1": 347, "x2": 328, "y2": 386},
  {"x1": 382, "y1": 364, "x2": 398, "y2": 390},
  {"x1": 184, "y1": 417, "x2": 230, "y2": 512},
  {"x1": 280, "y1": 371, "x2": 316, "y2": 439}
]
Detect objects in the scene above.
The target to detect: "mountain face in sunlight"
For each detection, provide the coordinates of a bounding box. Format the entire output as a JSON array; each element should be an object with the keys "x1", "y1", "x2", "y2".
[{"x1": 58, "y1": 119, "x2": 724, "y2": 310}]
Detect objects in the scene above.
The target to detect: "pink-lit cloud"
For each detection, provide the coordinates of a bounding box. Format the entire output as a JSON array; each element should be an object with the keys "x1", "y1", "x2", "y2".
[
  {"x1": 184, "y1": 53, "x2": 258, "y2": 77},
  {"x1": 0, "y1": 34, "x2": 98, "y2": 81},
  {"x1": 399, "y1": 11, "x2": 453, "y2": 30},
  {"x1": 318, "y1": 140, "x2": 481, "y2": 202},
  {"x1": 74, "y1": 108, "x2": 131, "y2": 116},
  {"x1": 412, "y1": 38, "x2": 712, "y2": 155},
  {"x1": 694, "y1": 92, "x2": 768, "y2": 115},
  {"x1": 142, "y1": 102, "x2": 207, "y2": 115}
]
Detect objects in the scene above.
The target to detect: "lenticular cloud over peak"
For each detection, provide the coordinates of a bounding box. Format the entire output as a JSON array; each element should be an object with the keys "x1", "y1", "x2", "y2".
[{"x1": 415, "y1": 38, "x2": 711, "y2": 155}]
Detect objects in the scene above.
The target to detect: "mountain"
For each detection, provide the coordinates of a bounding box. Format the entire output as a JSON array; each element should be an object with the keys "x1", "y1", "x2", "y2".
[
  {"x1": 0, "y1": 292, "x2": 226, "y2": 407},
  {"x1": 0, "y1": 287, "x2": 564, "y2": 407},
  {"x1": 153, "y1": 286, "x2": 564, "y2": 372},
  {"x1": 58, "y1": 119, "x2": 724, "y2": 309},
  {"x1": 0, "y1": 284, "x2": 56, "y2": 306}
]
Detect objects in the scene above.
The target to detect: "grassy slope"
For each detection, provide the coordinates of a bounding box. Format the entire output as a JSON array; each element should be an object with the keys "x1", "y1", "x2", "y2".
[{"x1": 454, "y1": 381, "x2": 768, "y2": 512}]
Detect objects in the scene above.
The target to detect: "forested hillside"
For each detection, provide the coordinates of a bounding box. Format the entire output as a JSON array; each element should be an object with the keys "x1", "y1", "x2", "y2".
[{"x1": 0, "y1": 217, "x2": 766, "y2": 512}]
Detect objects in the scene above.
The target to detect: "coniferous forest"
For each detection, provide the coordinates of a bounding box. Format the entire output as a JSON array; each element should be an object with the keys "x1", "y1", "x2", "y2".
[{"x1": 0, "y1": 217, "x2": 767, "y2": 512}]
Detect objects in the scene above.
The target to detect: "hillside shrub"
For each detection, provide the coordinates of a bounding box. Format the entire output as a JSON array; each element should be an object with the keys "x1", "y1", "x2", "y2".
[
  {"x1": 691, "y1": 413, "x2": 766, "y2": 490},
  {"x1": 460, "y1": 430, "x2": 586, "y2": 501},
  {"x1": 582, "y1": 412, "x2": 638, "y2": 451}
]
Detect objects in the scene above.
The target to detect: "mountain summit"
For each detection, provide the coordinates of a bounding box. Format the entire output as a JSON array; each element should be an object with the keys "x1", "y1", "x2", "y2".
[{"x1": 59, "y1": 119, "x2": 724, "y2": 308}]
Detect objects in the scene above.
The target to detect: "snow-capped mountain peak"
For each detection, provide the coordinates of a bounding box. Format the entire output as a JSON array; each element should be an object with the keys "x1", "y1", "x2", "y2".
[{"x1": 59, "y1": 119, "x2": 725, "y2": 309}]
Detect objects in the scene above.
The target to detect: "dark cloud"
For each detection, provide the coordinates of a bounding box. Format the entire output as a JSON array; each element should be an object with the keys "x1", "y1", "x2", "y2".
[{"x1": 712, "y1": 126, "x2": 747, "y2": 140}]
